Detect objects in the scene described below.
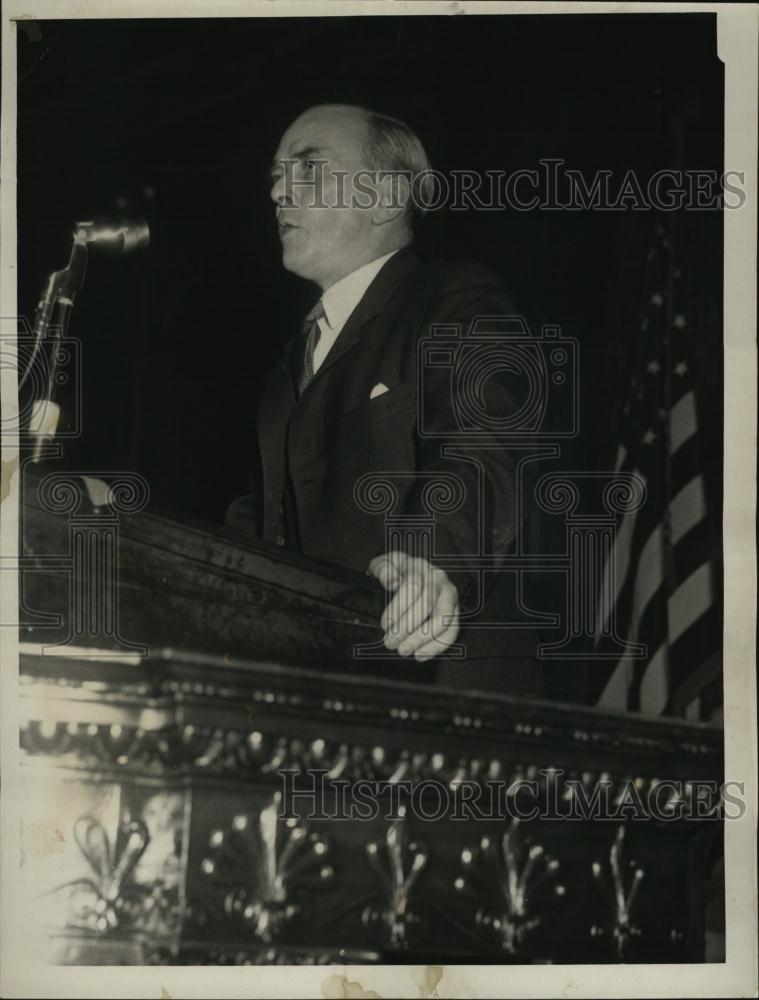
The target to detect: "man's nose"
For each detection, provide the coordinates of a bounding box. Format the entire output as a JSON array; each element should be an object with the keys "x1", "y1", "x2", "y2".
[{"x1": 270, "y1": 172, "x2": 295, "y2": 208}]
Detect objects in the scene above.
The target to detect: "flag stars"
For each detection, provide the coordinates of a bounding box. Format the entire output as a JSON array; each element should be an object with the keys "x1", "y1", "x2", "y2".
[
  {"x1": 651, "y1": 292, "x2": 664, "y2": 307},
  {"x1": 646, "y1": 359, "x2": 661, "y2": 374},
  {"x1": 642, "y1": 428, "x2": 657, "y2": 445},
  {"x1": 674, "y1": 361, "x2": 689, "y2": 376},
  {"x1": 673, "y1": 314, "x2": 687, "y2": 329}
]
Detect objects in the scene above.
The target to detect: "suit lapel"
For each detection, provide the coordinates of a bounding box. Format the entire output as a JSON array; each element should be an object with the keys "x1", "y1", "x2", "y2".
[
  {"x1": 285, "y1": 318, "x2": 316, "y2": 394},
  {"x1": 303, "y1": 246, "x2": 422, "y2": 390},
  {"x1": 259, "y1": 247, "x2": 421, "y2": 538}
]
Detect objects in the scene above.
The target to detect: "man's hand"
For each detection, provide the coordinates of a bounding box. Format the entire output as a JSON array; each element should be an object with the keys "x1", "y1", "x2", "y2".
[{"x1": 368, "y1": 551, "x2": 460, "y2": 662}]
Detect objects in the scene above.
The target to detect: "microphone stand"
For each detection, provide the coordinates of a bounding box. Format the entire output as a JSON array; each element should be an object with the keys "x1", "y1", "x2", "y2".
[
  {"x1": 24, "y1": 234, "x2": 88, "y2": 463},
  {"x1": 21, "y1": 215, "x2": 148, "y2": 463}
]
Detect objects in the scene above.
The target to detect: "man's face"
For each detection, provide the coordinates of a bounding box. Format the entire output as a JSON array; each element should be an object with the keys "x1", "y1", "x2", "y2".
[{"x1": 270, "y1": 106, "x2": 377, "y2": 290}]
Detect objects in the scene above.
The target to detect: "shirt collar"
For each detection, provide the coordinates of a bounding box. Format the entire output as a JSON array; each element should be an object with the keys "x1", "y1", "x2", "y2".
[{"x1": 320, "y1": 249, "x2": 401, "y2": 332}]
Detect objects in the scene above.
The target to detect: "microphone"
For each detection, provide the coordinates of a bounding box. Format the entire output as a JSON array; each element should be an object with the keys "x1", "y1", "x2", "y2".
[
  {"x1": 73, "y1": 216, "x2": 150, "y2": 254},
  {"x1": 23, "y1": 214, "x2": 151, "y2": 460}
]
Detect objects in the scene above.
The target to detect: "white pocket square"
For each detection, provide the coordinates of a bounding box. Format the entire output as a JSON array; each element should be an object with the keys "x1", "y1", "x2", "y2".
[{"x1": 369, "y1": 382, "x2": 389, "y2": 400}]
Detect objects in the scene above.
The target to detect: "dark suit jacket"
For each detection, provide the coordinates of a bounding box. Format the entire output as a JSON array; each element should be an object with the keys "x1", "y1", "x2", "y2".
[{"x1": 228, "y1": 246, "x2": 543, "y2": 696}]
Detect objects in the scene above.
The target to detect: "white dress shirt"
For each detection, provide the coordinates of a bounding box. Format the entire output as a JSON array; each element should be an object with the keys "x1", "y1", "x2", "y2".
[{"x1": 311, "y1": 249, "x2": 400, "y2": 373}]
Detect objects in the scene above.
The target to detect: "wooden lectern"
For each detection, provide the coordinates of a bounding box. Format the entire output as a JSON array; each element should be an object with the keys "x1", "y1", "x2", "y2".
[{"x1": 15, "y1": 467, "x2": 724, "y2": 965}]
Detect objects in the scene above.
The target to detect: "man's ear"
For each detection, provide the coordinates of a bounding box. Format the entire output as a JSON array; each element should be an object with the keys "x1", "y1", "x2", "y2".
[{"x1": 371, "y1": 171, "x2": 411, "y2": 226}]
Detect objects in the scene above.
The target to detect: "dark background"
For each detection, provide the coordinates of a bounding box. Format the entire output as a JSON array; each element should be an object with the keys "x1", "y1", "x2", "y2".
[{"x1": 17, "y1": 13, "x2": 724, "y2": 525}]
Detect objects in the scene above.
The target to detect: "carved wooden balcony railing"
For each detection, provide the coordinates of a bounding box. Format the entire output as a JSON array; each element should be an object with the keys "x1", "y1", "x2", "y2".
[{"x1": 15, "y1": 467, "x2": 724, "y2": 965}]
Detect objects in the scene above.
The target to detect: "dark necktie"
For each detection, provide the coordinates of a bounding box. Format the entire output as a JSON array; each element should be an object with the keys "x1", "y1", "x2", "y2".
[{"x1": 297, "y1": 300, "x2": 325, "y2": 396}]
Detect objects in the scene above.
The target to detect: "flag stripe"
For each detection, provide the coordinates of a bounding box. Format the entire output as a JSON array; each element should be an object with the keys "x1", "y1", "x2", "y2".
[
  {"x1": 668, "y1": 562, "x2": 713, "y2": 644},
  {"x1": 669, "y1": 388, "x2": 699, "y2": 451},
  {"x1": 670, "y1": 430, "x2": 702, "y2": 487},
  {"x1": 631, "y1": 524, "x2": 665, "y2": 632},
  {"x1": 594, "y1": 491, "x2": 641, "y2": 641},
  {"x1": 671, "y1": 518, "x2": 713, "y2": 583},
  {"x1": 666, "y1": 612, "x2": 721, "y2": 698},
  {"x1": 639, "y1": 641, "x2": 669, "y2": 715},
  {"x1": 597, "y1": 657, "x2": 634, "y2": 710},
  {"x1": 684, "y1": 697, "x2": 701, "y2": 721},
  {"x1": 670, "y1": 476, "x2": 707, "y2": 545}
]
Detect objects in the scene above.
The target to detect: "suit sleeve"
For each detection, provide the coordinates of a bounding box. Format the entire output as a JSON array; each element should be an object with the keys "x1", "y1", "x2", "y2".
[
  {"x1": 224, "y1": 491, "x2": 260, "y2": 538},
  {"x1": 402, "y1": 265, "x2": 530, "y2": 614}
]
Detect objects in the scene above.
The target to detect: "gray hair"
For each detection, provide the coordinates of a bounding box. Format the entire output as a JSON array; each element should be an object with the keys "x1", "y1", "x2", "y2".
[{"x1": 360, "y1": 109, "x2": 435, "y2": 223}]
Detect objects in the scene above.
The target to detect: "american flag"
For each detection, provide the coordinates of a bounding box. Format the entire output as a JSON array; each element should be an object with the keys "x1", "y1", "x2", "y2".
[{"x1": 593, "y1": 214, "x2": 722, "y2": 721}]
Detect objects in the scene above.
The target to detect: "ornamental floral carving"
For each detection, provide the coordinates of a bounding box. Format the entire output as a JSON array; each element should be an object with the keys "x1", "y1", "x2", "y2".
[
  {"x1": 36, "y1": 814, "x2": 179, "y2": 936},
  {"x1": 591, "y1": 824, "x2": 645, "y2": 957},
  {"x1": 197, "y1": 791, "x2": 334, "y2": 943},
  {"x1": 361, "y1": 808, "x2": 428, "y2": 949},
  {"x1": 454, "y1": 818, "x2": 564, "y2": 954}
]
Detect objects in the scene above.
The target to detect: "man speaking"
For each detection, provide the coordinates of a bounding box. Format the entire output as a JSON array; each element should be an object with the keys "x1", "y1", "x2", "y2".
[{"x1": 228, "y1": 104, "x2": 541, "y2": 695}]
